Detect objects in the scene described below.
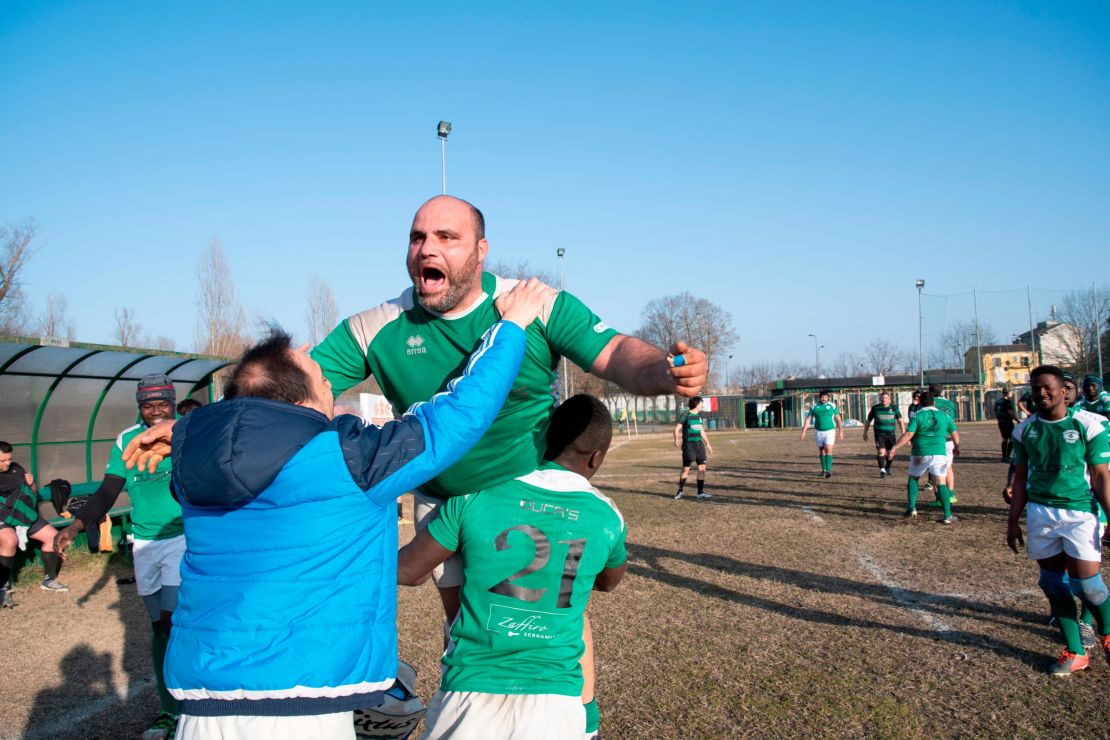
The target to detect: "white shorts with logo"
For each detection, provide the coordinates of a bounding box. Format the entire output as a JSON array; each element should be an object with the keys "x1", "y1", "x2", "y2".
[
  {"x1": 178, "y1": 711, "x2": 354, "y2": 740},
  {"x1": 413, "y1": 491, "x2": 464, "y2": 588},
  {"x1": 908, "y1": 455, "x2": 949, "y2": 479},
  {"x1": 421, "y1": 690, "x2": 584, "y2": 740},
  {"x1": 1026, "y1": 502, "x2": 1103, "y2": 562},
  {"x1": 131, "y1": 534, "x2": 186, "y2": 597},
  {"x1": 814, "y1": 430, "x2": 837, "y2": 448}
]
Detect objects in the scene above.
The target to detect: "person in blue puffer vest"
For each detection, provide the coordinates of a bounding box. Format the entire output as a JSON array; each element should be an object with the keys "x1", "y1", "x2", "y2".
[{"x1": 136, "y1": 279, "x2": 554, "y2": 740}]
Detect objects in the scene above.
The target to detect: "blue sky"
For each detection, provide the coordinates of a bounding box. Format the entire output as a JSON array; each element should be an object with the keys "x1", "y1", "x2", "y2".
[{"x1": 1, "y1": 2, "x2": 1107, "y2": 370}]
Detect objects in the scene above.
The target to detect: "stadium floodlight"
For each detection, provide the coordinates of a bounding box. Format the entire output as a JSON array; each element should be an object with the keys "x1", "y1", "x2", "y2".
[
  {"x1": 808, "y1": 334, "x2": 822, "y2": 377},
  {"x1": 558, "y1": 248, "x2": 568, "y2": 401},
  {"x1": 916, "y1": 279, "x2": 925, "y2": 385},
  {"x1": 436, "y1": 121, "x2": 452, "y2": 194}
]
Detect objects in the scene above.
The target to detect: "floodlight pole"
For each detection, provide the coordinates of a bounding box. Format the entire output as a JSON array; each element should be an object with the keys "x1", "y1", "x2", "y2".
[
  {"x1": 808, "y1": 334, "x2": 821, "y2": 377},
  {"x1": 436, "y1": 120, "x2": 452, "y2": 194},
  {"x1": 973, "y1": 288, "x2": 984, "y2": 421},
  {"x1": 558, "y1": 248, "x2": 568, "y2": 401},
  {"x1": 916, "y1": 279, "x2": 925, "y2": 386},
  {"x1": 725, "y1": 353, "x2": 733, "y2": 393}
]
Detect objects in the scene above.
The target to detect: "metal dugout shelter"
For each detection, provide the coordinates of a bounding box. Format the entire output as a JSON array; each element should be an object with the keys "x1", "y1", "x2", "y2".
[{"x1": 0, "y1": 336, "x2": 231, "y2": 485}]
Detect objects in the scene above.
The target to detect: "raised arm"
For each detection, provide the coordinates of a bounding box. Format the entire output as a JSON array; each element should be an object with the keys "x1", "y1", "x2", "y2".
[{"x1": 590, "y1": 337, "x2": 707, "y2": 398}]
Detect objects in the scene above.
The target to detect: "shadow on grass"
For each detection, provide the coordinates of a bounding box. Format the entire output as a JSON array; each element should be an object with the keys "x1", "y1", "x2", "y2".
[{"x1": 626, "y1": 542, "x2": 1053, "y2": 669}]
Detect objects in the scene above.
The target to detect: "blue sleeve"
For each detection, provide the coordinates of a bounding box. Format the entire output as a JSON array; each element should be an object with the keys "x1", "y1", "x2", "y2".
[{"x1": 333, "y1": 320, "x2": 527, "y2": 505}]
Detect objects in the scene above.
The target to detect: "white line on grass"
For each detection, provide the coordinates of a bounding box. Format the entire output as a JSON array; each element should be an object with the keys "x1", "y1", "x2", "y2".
[
  {"x1": 21, "y1": 678, "x2": 154, "y2": 740},
  {"x1": 856, "y1": 552, "x2": 952, "y2": 634}
]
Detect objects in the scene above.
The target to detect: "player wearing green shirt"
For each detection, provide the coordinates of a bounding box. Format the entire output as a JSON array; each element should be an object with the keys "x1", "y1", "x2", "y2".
[
  {"x1": 674, "y1": 396, "x2": 713, "y2": 499},
  {"x1": 56, "y1": 375, "x2": 183, "y2": 740},
  {"x1": 1007, "y1": 365, "x2": 1110, "y2": 675},
  {"x1": 890, "y1": 391, "x2": 960, "y2": 522},
  {"x1": 398, "y1": 395, "x2": 626, "y2": 739},
  {"x1": 863, "y1": 391, "x2": 904, "y2": 478},
  {"x1": 0, "y1": 442, "x2": 67, "y2": 606},
  {"x1": 929, "y1": 384, "x2": 960, "y2": 506},
  {"x1": 800, "y1": 390, "x2": 842, "y2": 478},
  {"x1": 312, "y1": 195, "x2": 707, "y2": 736},
  {"x1": 1079, "y1": 375, "x2": 1110, "y2": 420}
]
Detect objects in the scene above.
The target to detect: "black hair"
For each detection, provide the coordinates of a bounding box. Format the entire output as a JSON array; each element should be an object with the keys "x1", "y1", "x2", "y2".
[
  {"x1": 544, "y1": 394, "x2": 613, "y2": 462},
  {"x1": 1030, "y1": 365, "x2": 1065, "y2": 385},
  {"x1": 223, "y1": 330, "x2": 313, "y2": 405},
  {"x1": 177, "y1": 399, "x2": 202, "y2": 416},
  {"x1": 928, "y1": 384, "x2": 941, "y2": 396},
  {"x1": 912, "y1": 389, "x2": 921, "y2": 398},
  {"x1": 0, "y1": 441, "x2": 11, "y2": 454},
  {"x1": 688, "y1": 396, "x2": 703, "y2": 410},
  {"x1": 918, "y1": 391, "x2": 934, "y2": 407}
]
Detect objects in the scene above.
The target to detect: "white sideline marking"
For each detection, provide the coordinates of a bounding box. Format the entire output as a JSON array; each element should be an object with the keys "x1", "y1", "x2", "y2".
[
  {"x1": 799, "y1": 506, "x2": 825, "y2": 525},
  {"x1": 22, "y1": 678, "x2": 154, "y2": 740},
  {"x1": 856, "y1": 553, "x2": 952, "y2": 633}
]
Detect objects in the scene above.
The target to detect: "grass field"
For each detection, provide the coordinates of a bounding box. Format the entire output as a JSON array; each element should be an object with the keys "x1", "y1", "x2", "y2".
[{"x1": 4, "y1": 423, "x2": 1109, "y2": 739}]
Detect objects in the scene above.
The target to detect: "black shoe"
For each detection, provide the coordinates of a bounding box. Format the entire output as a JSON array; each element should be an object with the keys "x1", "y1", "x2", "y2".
[{"x1": 824, "y1": 471, "x2": 831, "y2": 478}]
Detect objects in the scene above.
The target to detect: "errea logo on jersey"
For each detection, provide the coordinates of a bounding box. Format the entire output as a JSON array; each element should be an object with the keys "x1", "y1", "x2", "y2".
[
  {"x1": 405, "y1": 335, "x2": 427, "y2": 356},
  {"x1": 593, "y1": 322, "x2": 609, "y2": 334},
  {"x1": 1062, "y1": 430, "x2": 1080, "y2": 443}
]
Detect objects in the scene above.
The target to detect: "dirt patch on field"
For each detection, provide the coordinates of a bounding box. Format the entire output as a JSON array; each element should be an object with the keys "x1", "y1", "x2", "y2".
[{"x1": 5, "y1": 424, "x2": 1107, "y2": 739}]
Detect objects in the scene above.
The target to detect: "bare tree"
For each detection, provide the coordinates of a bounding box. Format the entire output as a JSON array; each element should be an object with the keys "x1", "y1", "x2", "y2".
[
  {"x1": 638, "y1": 292, "x2": 738, "y2": 383},
  {"x1": 864, "y1": 338, "x2": 913, "y2": 376},
  {"x1": 929, "y1": 320, "x2": 997, "y2": 370},
  {"x1": 306, "y1": 276, "x2": 339, "y2": 345},
  {"x1": 1056, "y1": 285, "x2": 1110, "y2": 374},
  {"x1": 0, "y1": 219, "x2": 38, "y2": 334},
  {"x1": 195, "y1": 236, "x2": 247, "y2": 357},
  {"x1": 486, "y1": 259, "x2": 559, "y2": 288},
  {"x1": 151, "y1": 335, "x2": 176, "y2": 351},
  {"x1": 36, "y1": 293, "x2": 76, "y2": 340},
  {"x1": 114, "y1": 307, "x2": 142, "y2": 347},
  {"x1": 829, "y1": 352, "x2": 865, "y2": 378}
]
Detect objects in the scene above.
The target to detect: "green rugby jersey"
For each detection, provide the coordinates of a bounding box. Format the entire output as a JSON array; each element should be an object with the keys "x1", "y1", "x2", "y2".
[
  {"x1": 866, "y1": 404, "x2": 901, "y2": 435},
  {"x1": 807, "y1": 402, "x2": 839, "y2": 432},
  {"x1": 680, "y1": 412, "x2": 704, "y2": 444},
  {"x1": 105, "y1": 423, "x2": 183, "y2": 541},
  {"x1": 427, "y1": 461, "x2": 627, "y2": 696},
  {"x1": 994, "y1": 397, "x2": 1016, "y2": 422},
  {"x1": 312, "y1": 273, "x2": 620, "y2": 499},
  {"x1": 1012, "y1": 408, "x2": 1110, "y2": 513},
  {"x1": 934, "y1": 396, "x2": 956, "y2": 420},
  {"x1": 1078, "y1": 391, "x2": 1110, "y2": 418},
  {"x1": 907, "y1": 403, "x2": 920, "y2": 421},
  {"x1": 906, "y1": 407, "x2": 957, "y2": 457}
]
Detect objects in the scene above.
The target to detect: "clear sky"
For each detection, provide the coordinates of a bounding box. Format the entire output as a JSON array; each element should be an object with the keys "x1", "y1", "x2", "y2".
[{"x1": 2, "y1": 1, "x2": 1107, "y2": 371}]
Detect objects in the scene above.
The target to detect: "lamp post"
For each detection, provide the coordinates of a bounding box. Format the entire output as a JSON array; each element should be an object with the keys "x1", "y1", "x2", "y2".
[
  {"x1": 916, "y1": 279, "x2": 925, "y2": 386},
  {"x1": 725, "y1": 353, "x2": 733, "y2": 393},
  {"x1": 436, "y1": 121, "x2": 452, "y2": 194},
  {"x1": 557, "y1": 248, "x2": 568, "y2": 401},
  {"x1": 808, "y1": 334, "x2": 822, "y2": 377}
]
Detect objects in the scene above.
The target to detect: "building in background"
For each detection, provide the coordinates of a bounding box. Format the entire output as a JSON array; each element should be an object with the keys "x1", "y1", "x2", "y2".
[{"x1": 968, "y1": 344, "x2": 1035, "y2": 389}]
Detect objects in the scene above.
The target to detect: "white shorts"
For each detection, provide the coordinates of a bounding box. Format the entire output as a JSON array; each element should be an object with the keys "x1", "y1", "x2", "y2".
[
  {"x1": 421, "y1": 691, "x2": 585, "y2": 740},
  {"x1": 131, "y1": 534, "x2": 186, "y2": 597},
  {"x1": 1026, "y1": 503, "x2": 1102, "y2": 562},
  {"x1": 907, "y1": 455, "x2": 948, "y2": 479},
  {"x1": 945, "y1": 440, "x2": 955, "y2": 464},
  {"x1": 413, "y1": 491, "x2": 463, "y2": 588},
  {"x1": 177, "y1": 711, "x2": 354, "y2": 740},
  {"x1": 814, "y1": 430, "x2": 837, "y2": 448}
]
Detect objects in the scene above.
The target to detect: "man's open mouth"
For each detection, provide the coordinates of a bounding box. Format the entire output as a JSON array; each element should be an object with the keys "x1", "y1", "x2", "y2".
[{"x1": 420, "y1": 266, "x2": 447, "y2": 292}]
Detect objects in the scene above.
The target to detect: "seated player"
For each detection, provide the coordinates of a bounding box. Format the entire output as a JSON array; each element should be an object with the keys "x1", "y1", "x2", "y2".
[
  {"x1": 889, "y1": 390, "x2": 960, "y2": 524},
  {"x1": 397, "y1": 394, "x2": 627, "y2": 740},
  {"x1": 0, "y1": 441, "x2": 67, "y2": 607},
  {"x1": 673, "y1": 396, "x2": 713, "y2": 499},
  {"x1": 1006, "y1": 365, "x2": 1110, "y2": 675}
]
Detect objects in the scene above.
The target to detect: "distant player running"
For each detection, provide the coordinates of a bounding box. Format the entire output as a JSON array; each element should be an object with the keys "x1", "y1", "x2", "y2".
[
  {"x1": 674, "y1": 396, "x2": 713, "y2": 499},
  {"x1": 863, "y1": 391, "x2": 903, "y2": 478},
  {"x1": 1079, "y1": 375, "x2": 1110, "y2": 420},
  {"x1": 995, "y1": 387, "x2": 1019, "y2": 461},
  {"x1": 397, "y1": 395, "x2": 626, "y2": 739},
  {"x1": 800, "y1": 390, "x2": 842, "y2": 478},
  {"x1": 1006, "y1": 365, "x2": 1110, "y2": 675},
  {"x1": 890, "y1": 389, "x2": 960, "y2": 523}
]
